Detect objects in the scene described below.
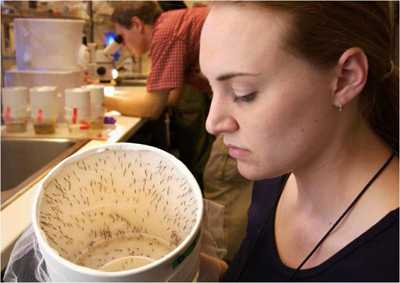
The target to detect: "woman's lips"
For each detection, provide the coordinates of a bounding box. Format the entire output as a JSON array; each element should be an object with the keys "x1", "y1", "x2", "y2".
[{"x1": 226, "y1": 145, "x2": 250, "y2": 159}]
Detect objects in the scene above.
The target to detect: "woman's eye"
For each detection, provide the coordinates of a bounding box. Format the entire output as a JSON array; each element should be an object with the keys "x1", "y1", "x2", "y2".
[{"x1": 233, "y1": 91, "x2": 257, "y2": 103}]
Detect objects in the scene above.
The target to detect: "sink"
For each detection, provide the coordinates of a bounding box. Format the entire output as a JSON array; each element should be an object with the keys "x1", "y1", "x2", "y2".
[{"x1": 1, "y1": 138, "x2": 88, "y2": 205}]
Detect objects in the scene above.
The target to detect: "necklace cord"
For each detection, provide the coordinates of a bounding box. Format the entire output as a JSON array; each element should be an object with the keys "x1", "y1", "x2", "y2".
[{"x1": 290, "y1": 152, "x2": 395, "y2": 280}]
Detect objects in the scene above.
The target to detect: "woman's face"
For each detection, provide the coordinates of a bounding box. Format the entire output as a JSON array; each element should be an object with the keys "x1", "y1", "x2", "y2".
[{"x1": 200, "y1": 5, "x2": 338, "y2": 180}]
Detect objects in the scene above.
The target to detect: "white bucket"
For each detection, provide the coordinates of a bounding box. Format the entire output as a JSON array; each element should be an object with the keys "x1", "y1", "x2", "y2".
[
  {"x1": 32, "y1": 143, "x2": 203, "y2": 282},
  {"x1": 14, "y1": 18, "x2": 84, "y2": 71}
]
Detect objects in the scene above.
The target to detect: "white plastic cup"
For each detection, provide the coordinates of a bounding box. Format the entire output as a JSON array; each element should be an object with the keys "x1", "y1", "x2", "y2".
[
  {"x1": 82, "y1": 85, "x2": 105, "y2": 129},
  {"x1": 29, "y1": 86, "x2": 59, "y2": 134},
  {"x1": 1, "y1": 87, "x2": 29, "y2": 132},
  {"x1": 29, "y1": 86, "x2": 59, "y2": 122},
  {"x1": 64, "y1": 88, "x2": 91, "y2": 127}
]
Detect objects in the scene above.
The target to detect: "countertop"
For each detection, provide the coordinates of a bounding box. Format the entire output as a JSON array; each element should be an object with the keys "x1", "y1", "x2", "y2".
[{"x1": 0, "y1": 114, "x2": 146, "y2": 270}]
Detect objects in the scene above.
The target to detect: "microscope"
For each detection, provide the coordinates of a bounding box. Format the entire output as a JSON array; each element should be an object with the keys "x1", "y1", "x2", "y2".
[{"x1": 86, "y1": 34, "x2": 123, "y2": 83}]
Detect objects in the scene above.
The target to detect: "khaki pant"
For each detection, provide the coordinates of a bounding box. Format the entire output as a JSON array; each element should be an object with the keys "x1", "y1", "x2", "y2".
[
  {"x1": 203, "y1": 135, "x2": 253, "y2": 261},
  {"x1": 171, "y1": 85, "x2": 214, "y2": 189}
]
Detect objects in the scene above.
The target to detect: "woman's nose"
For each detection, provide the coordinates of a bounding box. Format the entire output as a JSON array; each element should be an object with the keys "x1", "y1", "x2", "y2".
[{"x1": 206, "y1": 95, "x2": 238, "y2": 136}]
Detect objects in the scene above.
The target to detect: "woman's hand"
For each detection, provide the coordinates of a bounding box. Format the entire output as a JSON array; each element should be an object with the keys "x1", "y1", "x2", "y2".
[{"x1": 199, "y1": 253, "x2": 228, "y2": 282}]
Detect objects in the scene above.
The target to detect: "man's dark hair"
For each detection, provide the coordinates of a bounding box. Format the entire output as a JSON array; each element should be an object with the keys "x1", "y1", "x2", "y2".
[{"x1": 111, "y1": 1, "x2": 162, "y2": 29}]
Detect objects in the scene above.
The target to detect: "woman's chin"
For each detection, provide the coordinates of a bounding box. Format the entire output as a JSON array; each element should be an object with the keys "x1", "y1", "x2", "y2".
[
  {"x1": 237, "y1": 163, "x2": 263, "y2": 181},
  {"x1": 237, "y1": 163, "x2": 287, "y2": 181}
]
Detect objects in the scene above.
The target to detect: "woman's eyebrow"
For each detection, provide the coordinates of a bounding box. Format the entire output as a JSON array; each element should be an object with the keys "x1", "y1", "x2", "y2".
[{"x1": 216, "y1": 72, "x2": 260, "y2": 81}]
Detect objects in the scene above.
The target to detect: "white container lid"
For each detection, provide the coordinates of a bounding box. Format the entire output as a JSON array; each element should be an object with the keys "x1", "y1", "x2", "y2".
[{"x1": 14, "y1": 18, "x2": 85, "y2": 71}]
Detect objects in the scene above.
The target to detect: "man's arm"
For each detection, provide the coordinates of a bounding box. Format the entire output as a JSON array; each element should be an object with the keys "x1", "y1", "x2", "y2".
[{"x1": 104, "y1": 89, "x2": 168, "y2": 119}]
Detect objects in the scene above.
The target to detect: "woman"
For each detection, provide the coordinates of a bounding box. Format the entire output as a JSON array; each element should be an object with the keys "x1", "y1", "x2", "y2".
[{"x1": 199, "y1": 2, "x2": 399, "y2": 281}]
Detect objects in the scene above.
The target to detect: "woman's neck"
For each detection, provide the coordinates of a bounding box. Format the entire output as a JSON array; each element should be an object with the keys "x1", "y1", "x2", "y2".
[{"x1": 288, "y1": 119, "x2": 394, "y2": 221}]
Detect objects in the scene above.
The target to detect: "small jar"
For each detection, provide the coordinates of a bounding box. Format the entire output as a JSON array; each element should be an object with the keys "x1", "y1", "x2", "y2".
[
  {"x1": 2, "y1": 87, "x2": 29, "y2": 133},
  {"x1": 83, "y1": 85, "x2": 105, "y2": 129},
  {"x1": 29, "y1": 86, "x2": 59, "y2": 134},
  {"x1": 64, "y1": 88, "x2": 91, "y2": 132}
]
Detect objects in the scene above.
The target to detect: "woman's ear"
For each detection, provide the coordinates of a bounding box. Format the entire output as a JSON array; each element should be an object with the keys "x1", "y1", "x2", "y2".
[{"x1": 332, "y1": 47, "x2": 368, "y2": 108}]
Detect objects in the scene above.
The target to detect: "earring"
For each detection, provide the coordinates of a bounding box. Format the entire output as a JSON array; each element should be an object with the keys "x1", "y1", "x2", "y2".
[{"x1": 333, "y1": 102, "x2": 343, "y2": 112}]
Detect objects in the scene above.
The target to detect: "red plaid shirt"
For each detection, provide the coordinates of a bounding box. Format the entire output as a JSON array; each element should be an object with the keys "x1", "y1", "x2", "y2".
[{"x1": 147, "y1": 7, "x2": 211, "y2": 95}]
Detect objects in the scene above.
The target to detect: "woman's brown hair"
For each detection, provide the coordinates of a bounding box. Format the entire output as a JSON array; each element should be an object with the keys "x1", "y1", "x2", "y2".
[{"x1": 250, "y1": 1, "x2": 399, "y2": 153}]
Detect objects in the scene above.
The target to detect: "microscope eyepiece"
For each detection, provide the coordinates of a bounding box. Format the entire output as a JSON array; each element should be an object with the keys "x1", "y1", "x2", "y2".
[
  {"x1": 114, "y1": 34, "x2": 123, "y2": 44},
  {"x1": 103, "y1": 34, "x2": 123, "y2": 56}
]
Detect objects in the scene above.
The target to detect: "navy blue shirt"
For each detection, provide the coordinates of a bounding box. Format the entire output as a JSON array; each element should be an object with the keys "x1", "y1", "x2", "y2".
[{"x1": 223, "y1": 176, "x2": 399, "y2": 282}]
